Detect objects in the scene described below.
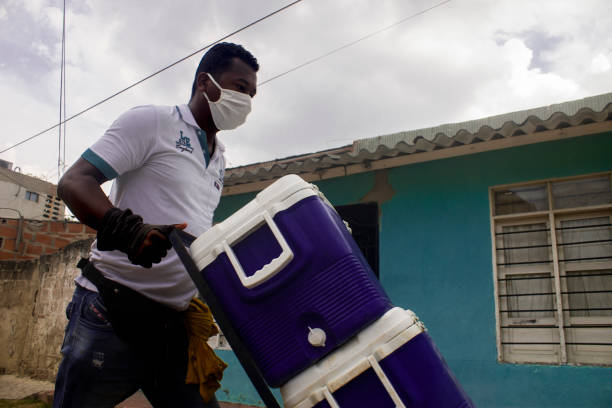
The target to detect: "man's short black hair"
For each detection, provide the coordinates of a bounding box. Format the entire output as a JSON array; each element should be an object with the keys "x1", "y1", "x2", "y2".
[{"x1": 190, "y1": 42, "x2": 259, "y2": 98}]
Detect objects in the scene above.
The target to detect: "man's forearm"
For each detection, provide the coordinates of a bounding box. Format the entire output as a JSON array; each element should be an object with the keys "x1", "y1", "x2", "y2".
[
  {"x1": 58, "y1": 161, "x2": 113, "y2": 231},
  {"x1": 58, "y1": 158, "x2": 179, "y2": 268}
]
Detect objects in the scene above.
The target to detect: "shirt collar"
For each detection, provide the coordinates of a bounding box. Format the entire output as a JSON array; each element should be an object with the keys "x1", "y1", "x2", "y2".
[{"x1": 176, "y1": 104, "x2": 225, "y2": 153}]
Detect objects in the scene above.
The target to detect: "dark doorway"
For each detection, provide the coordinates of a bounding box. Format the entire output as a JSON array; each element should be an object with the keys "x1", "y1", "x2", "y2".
[{"x1": 335, "y1": 202, "x2": 379, "y2": 278}]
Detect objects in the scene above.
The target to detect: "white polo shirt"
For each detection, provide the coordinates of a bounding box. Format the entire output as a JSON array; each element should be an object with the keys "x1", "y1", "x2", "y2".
[{"x1": 77, "y1": 104, "x2": 226, "y2": 310}]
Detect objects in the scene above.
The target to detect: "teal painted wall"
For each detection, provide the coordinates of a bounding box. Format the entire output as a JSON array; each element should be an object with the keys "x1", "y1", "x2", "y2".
[
  {"x1": 212, "y1": 133, "x2": 612, "y2": 407},
  {"x1": 383, "y1": 133, "x2": 612, "y2": 408},
  {"x1": 214, "y1": 350, "x2": 282, "y2": 406}
]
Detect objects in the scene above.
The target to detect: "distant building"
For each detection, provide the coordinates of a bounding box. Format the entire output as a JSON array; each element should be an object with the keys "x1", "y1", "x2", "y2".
[{"x1": 0, "y1": 160, "x2": 65, "y2": 221}]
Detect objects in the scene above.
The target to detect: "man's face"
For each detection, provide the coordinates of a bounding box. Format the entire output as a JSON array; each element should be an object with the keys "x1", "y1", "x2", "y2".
[{"x1": 204, "y1": 57, "x2": 257, "y2": 101}]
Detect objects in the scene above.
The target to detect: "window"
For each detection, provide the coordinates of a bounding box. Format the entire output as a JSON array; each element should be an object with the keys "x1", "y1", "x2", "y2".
[
  {"x1": 25, "y1": 191, "x2": 39, "y2": 202},
  {"x1": 491, "y1": 173, "x2": 612, "y2": 366}
]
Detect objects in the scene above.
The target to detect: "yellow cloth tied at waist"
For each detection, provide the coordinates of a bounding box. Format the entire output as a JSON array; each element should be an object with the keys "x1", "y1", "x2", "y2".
[{"x1": 184, "y1": 297, "x2": 228, "y2": 402}]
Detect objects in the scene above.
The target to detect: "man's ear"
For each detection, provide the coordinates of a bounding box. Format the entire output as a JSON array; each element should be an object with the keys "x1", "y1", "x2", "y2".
[
  {"x1": 201, "y1": 72, "x2": 222, "y2": 102},
  {"x1": 197, "y1": 72, "x2": 209, "y2": 90}
]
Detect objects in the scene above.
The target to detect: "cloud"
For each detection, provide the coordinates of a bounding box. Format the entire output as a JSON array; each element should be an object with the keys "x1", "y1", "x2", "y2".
[
  {"x1": 1, "y1": 0, "x2": 611, "y2": 180},
  {"x1": 0, "y1": 2, "x2": 60, "y2": 86},
  {"x1": 590, "y1": 53, "x2": 611, "y2": 74},
  {"x1": 502, "y1": 38, "x2": 579, "y2": 98}
]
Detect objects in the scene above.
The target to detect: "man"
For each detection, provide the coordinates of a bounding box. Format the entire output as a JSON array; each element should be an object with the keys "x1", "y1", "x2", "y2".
[{"x1": 54, "y1": 42, "x2": 258, "y2": 408}]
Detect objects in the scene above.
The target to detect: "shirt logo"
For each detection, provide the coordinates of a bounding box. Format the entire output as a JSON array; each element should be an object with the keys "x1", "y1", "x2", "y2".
[
  {"x1": 215, "y1": 168, "x2": 224, "y2": 190},
  {"x1": 176, "y1": 131, "x2": 194, "y2": 153},
  {"x1": 214, "y1": 169, "x2": 224, "y2": 191}
]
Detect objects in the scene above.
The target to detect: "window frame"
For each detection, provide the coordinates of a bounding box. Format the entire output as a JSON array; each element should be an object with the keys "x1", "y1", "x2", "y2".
[
  {"x1": 25, "y1": 191, "x2": 40, "y2": 203},
  {"x1": 490, "y1": 171, "x2": 612, "y2": 366}
]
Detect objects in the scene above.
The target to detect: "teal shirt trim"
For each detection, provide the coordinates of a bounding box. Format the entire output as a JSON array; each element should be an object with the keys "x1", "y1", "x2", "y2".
[
  {"x1": 195, "y1": 129, "x2": 211, "y2": 168},
  {"x1": 82, "y1": 148, "x2": 119, "y2": 179},
  {"x1": 175, "y1": 106, "x2": 210, "y2": 168}
]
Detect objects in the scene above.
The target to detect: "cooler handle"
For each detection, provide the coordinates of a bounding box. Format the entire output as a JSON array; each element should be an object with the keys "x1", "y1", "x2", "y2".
[
  {"x1": 323, "y1": 387, "x2": 340, "y2": 408},
  {"x1": 368, "y1": 355, "x2": 406, "y2": 408},
  {"x1": 222, "y1": 211, "x2": 294, "y2": 289}
]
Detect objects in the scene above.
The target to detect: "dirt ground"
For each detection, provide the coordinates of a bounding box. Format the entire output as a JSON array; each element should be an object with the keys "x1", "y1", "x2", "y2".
[
  {"x1": 0, "y1": 375, "x2": 152, "y2": 407},
  {"x1": 0, "y1": 375, "x2": 259, "y2": 407},
  {"x1": 0, "y1": 376, "x2": 54, "y2": 401}
]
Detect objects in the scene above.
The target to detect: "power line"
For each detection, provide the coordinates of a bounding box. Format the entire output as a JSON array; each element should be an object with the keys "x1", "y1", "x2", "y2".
[
  {"x1": 0, "y1": 0, "x2": 303, "y2": 155},
  {"x1": 42, "y1": 164, "x2": 62, "y2": 182},
  {"x1": 62, "y1": 0, "x2": 67, "y2": 175},
  {"x1": 258, "y1": 0, "x2": 452, "y2": 86},
  {"x1": 58, "y1": 0, "x2": 67, "y2": 180},
  {"x1": 2, "y1": 0, "x2": 450, "y2": 156}
]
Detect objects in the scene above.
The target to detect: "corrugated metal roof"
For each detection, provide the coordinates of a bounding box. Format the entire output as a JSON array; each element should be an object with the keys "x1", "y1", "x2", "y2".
[
  {"x1": 354, "y1": 93, "x2": 612, "y2": 152},
  {"x1": 225, "y1": 93, "x2": 612, "y2": 186}
]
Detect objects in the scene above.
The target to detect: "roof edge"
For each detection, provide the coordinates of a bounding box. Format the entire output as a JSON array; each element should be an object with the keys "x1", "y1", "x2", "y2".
[{"x1": 223, "y1": 93, "x2": 612, "y2": 190}]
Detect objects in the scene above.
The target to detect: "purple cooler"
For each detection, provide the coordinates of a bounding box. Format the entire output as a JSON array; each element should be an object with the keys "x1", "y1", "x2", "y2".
[
  {"x1": 280, "y1": 308, "x2": 474, "y2": 408},
  {"x1": 190, "y1": 174, "x2": 393, "y2": 387}
]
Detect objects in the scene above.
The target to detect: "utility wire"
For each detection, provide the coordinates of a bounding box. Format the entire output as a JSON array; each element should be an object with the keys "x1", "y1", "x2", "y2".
[
  {"x1": 258, "y1": 0, "x2": 452, "y2": 86},
  {"x1": 62, "y1": 1, "x2": 67, "y2": 175},
  {"x1": 58, "y1": 0, "x2": 67, "y2": 180},
  {"x1": 2, "y1": 0, "x2": 450, "y2": 155},
  {"x1": 0, "y1": 0, "x2": 303, "y2": 155}
]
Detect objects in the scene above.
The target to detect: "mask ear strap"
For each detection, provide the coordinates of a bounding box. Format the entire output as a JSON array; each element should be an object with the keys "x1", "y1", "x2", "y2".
[{"x1": 206, "y1": 73, "x2": 223, "y2": 91}]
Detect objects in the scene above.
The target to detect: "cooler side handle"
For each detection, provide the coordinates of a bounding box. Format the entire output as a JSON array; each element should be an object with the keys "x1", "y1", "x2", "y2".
[{"x1": 223, "y1": 211, "x2": 294, "y2": 289}]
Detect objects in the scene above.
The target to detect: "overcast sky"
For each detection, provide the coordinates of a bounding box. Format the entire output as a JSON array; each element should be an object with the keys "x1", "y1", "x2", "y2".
[{"x1": 1, "y1": 0, "x2": 611, "y2": 184}]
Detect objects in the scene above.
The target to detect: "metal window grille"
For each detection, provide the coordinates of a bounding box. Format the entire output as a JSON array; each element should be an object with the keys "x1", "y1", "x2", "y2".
[{"x1": 491, "y1": 172, "x2": 612, "y2": 366}]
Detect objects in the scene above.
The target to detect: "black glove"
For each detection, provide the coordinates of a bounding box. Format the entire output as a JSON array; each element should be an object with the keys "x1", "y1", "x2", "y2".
[{"x1": 97, "y1": 208, "x2": 174, "y2": 268}]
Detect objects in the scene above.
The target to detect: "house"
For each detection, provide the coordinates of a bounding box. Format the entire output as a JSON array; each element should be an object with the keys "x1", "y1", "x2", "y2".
[
  {"x1": 0, "y1": 160, "x2": 65, "y2": 221},
  {"x1": 210, "y1": 93, "x2": 612, "y2": 407},
  {"x1": 0, "y1": 163, "x2": 94, "y2": 260}
]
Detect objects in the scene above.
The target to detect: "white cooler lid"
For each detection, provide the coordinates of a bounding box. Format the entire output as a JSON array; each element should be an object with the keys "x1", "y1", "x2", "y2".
[
  {"x1": 190, "y1": 174, "x2": 323, "y2": 288},
  {"x1": 280, "y1": 307, "x2": 425, "y2": 408}
]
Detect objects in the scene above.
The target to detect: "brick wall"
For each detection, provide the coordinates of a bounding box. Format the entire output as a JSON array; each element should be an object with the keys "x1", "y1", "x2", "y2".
[{"x1": 0, "y1": 218, "x2": 96, "y2": 261}]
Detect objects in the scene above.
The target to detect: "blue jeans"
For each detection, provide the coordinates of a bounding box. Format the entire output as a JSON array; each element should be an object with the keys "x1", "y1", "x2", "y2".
[{"x1": 53, "y1": 285, "x2": 220, "y2": 408}]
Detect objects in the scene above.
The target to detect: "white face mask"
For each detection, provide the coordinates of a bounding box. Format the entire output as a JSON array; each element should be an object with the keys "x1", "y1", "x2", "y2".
[{"x1": 203, "y1": 73, "x2": 252, "y2": 130}]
